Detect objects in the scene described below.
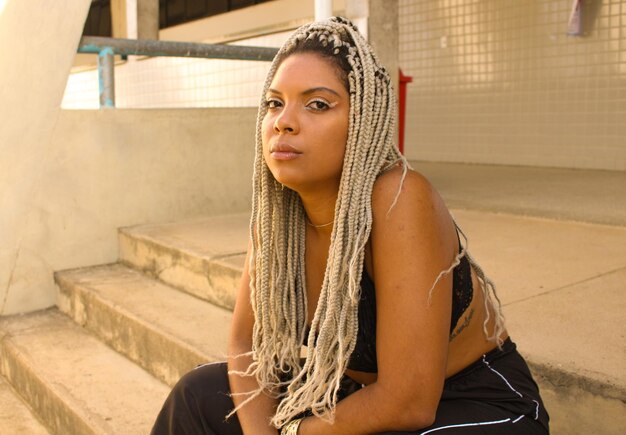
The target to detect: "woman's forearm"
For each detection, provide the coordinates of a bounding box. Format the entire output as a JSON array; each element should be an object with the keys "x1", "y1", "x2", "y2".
[
  {"x1": 228, "y1": 349, "x2": 279, "y2": 435},
  {"x1": 297, "y1": 381, "x2": 435, "y2": 435}
]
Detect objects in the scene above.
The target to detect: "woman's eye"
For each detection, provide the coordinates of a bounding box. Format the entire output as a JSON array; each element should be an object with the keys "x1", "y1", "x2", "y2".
[
  {"x1": 307, "y1": 99, "x2": 330, "y2": 111},
  {"x1": 265, "y1": 99, "x2": 282, "y2": 109}
]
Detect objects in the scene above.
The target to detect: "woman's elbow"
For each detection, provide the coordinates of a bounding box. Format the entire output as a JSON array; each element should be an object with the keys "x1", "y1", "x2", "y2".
[
  {"x1": 397, "y1": 404, "x2": 437, "y2": 431},
  {"x1": 377, "y1": 385, "x2": 439, "y2": 431}
]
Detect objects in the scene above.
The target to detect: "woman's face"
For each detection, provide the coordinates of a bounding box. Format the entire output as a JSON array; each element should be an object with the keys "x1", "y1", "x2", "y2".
[{"x1": 262, "y1": 52, "x2": 350, "y2": 194}]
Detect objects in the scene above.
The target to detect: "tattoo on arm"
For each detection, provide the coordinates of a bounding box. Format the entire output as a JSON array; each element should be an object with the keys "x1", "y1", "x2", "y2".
[{"x1": 449, "y1": 308, "x2": 475, "y2": 342}]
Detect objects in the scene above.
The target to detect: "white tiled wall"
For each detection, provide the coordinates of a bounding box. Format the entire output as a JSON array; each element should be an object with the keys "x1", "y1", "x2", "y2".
[{"x1": 399, "y1": 0, "x2": 626, "y2": 171}]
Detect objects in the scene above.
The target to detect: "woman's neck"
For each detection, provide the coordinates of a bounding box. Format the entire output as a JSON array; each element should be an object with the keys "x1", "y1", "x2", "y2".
[{"x1": 298, "y1": 189, "x2": 338, "y2": 233}]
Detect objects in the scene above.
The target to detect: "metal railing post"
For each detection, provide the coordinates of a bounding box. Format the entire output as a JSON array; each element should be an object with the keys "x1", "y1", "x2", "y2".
[{"x1": 98, "y1": 47, "x2": 115, "y2": 108}]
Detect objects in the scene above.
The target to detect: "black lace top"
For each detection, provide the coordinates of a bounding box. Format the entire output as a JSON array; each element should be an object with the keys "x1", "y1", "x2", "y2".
[
  {"x1": 303, "y1": 250, "x2": 474, "y2": 373},
  {"x1": 346, "y1": 253, "x2": 474, "y2": 373}
]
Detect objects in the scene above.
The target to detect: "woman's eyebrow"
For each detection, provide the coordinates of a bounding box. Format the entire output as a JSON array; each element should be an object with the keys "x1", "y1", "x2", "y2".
[
  {"x1": 302, "y1": 87, "x2": 341, "y2": 97},
  {"x1": 266, "y1": 87, "x2": 341, "y2": 97}
]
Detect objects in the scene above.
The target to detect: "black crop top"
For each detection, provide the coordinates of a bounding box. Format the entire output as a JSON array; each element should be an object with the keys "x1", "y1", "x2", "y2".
[{"x1": 347, "y1": 253, "x2": 474, "y2": 373}]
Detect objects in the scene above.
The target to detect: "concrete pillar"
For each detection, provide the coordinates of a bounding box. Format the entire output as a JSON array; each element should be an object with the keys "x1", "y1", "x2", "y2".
[
  {"x1": 315, "y1": 0, "x2": 333, "y2": 21},
  {"x1": 111, "y1": 0, "x2": 159, "y2": 40},
  {"x1": 111, "y1": 0, "x2": 129, "y2": 38},
  {"x1": 368, "y1": 0, "x2": 398, "y2": 89},
  {"x1": 137, "y1": 0, "x2": 159, "y2": 40},
  {"x1": 346, "y1": 0, "x2": 398, "y2": 89},
  {"x1": 346, "y1": 0, "x2": 398, "y2": 147}
]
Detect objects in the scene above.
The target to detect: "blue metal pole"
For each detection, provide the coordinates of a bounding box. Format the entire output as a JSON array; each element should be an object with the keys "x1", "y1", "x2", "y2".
[{"x1": 98, "y1": 47, "x2": 115, "y2": 108}]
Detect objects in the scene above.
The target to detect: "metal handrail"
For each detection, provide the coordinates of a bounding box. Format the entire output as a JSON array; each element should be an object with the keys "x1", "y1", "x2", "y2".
[{"x1": 77, "y1": 36, "x2": 279, "y2": 108}]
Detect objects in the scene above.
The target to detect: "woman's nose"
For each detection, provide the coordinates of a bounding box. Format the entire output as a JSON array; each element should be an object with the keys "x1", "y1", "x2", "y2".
[{"x1": 273, "y1": 106, "x2": 299, "y2": 134}]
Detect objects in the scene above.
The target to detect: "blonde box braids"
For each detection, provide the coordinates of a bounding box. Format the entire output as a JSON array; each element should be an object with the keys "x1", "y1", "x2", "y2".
[{"x1": 230, "y1": 17, "x2": 506, "y2": 428}]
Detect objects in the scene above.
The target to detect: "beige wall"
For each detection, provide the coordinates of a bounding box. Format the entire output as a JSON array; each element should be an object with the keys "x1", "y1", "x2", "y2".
[
  {"x1": 0, "y1": 108, "x2": 257, "y2": 315},
  {"x1": 399, "y1": 0, "x2": 626, "y2": 171},
  {"x1": 0, "y1": 0, "x2": 92, "y2": 314}
]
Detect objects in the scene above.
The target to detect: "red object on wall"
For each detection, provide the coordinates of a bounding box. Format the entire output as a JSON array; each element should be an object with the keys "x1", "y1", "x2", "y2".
[{"x1": 398, "y1": 69, "x2": 413, "y2": 155}]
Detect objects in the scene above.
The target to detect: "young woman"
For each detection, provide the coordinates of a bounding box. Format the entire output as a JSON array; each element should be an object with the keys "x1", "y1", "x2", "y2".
[{"x1": 152, "y1": 17, "x2": 549, "y2": 435}]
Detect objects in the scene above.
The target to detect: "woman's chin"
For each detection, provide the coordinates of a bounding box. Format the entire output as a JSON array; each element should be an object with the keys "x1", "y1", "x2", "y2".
[
  {"x1": 271, "y1": 175, "x2": 299, "y2": 191},
  {"x1": 268, "y1": 169, "x2": 302, "y2": 190}
]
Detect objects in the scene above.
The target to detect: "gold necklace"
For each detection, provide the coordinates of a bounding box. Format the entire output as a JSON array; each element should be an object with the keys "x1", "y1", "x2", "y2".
[{"x1": 306, "y1": 217, "x2": 334, "y2": 228}]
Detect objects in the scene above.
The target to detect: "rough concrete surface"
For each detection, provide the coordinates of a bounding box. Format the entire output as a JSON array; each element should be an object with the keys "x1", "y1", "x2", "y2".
[
  {"x1": 0, "y1": 377, "x2": 49, "y2": 434},
  {"x1": 0, "y1": 310, "x2": 169, "y2": 434},
  {"x1": 56, "y1": 264, "x2": 232, "y2": 386},
  {"x1": 451, "y1": 210, "x2": 626, "y2": 305},
  {"x1": 535, "y1": 376, "x2": 626, "y2": 435},
  {"x1": 414, "y1": 161, "x2": 626, "y2": 226},
  {"x1": 508, "y1": 267, "x2": 626, "y2": 398},
  {"x1": 121, "y1": 213, "x2": 250, "y2": 259},
  {"x1": 119, "y1": 214, "x2": 249, "y2": 309}
]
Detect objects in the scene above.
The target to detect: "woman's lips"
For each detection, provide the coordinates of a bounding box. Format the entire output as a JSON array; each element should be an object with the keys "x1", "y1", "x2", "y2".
[
  {"x1": 271, "y1": 151, "x2": 301, "y2": 160},
  {"x1": 270, "y1": 143, "x2": 301, "y2": 160}
]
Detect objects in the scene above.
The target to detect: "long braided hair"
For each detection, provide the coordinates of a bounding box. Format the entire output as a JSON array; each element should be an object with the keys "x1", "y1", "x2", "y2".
[{"x1": 232, "y1": 17, "x2": 506, "y2": 427}]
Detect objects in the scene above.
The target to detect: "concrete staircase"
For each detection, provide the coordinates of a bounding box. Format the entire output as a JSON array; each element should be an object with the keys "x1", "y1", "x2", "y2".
[
  {"x1": 0, "y1": 214, "x2": 246, "y2": 434},
  {"x1": 1, "y1": 206, "x2": 625, "y2": 434}
]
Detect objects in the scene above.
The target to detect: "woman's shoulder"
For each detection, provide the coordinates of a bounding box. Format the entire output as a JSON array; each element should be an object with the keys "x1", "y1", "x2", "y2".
[
  {"x1": 372, "y1": 165, "x2": 444, "y2": 219},
  {"x1": 370, "y1": 164, "x2": 456, "y2": 257}
]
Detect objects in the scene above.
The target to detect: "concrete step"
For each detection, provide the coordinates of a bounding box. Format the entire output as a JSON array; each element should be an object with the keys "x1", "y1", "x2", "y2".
[
  {"x1": 412, "y1": 161, "x2": 626, "y2": 227},
  {"x1": 0, "y1": 309, "x2": 169, "y2": 435},
  {"x1": 0, "y1": 376, "x2": 49, "y2": 434},
  {"x1": 506, "y1": 266, "x2": 626, "y2": 434},
  {"x1": 119, "y1": 214, "x2": 248, "y2": 310},
  {"x1": 55, "y1": 263, "x2": 232, "y2": 387}
]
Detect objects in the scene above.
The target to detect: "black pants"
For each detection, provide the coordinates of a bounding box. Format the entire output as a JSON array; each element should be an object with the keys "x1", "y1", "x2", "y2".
[{"x1": 152, "y1": 339, "x2": 549, "y2": 434}]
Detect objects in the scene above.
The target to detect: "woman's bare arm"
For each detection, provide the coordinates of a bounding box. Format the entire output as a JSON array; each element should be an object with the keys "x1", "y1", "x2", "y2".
[
  {"x1": 228, "y1": 244, "x2": 279, "y2": 435},
  {"x1": 298, "y1": 168, "x2": 457, "y2": 434}
]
